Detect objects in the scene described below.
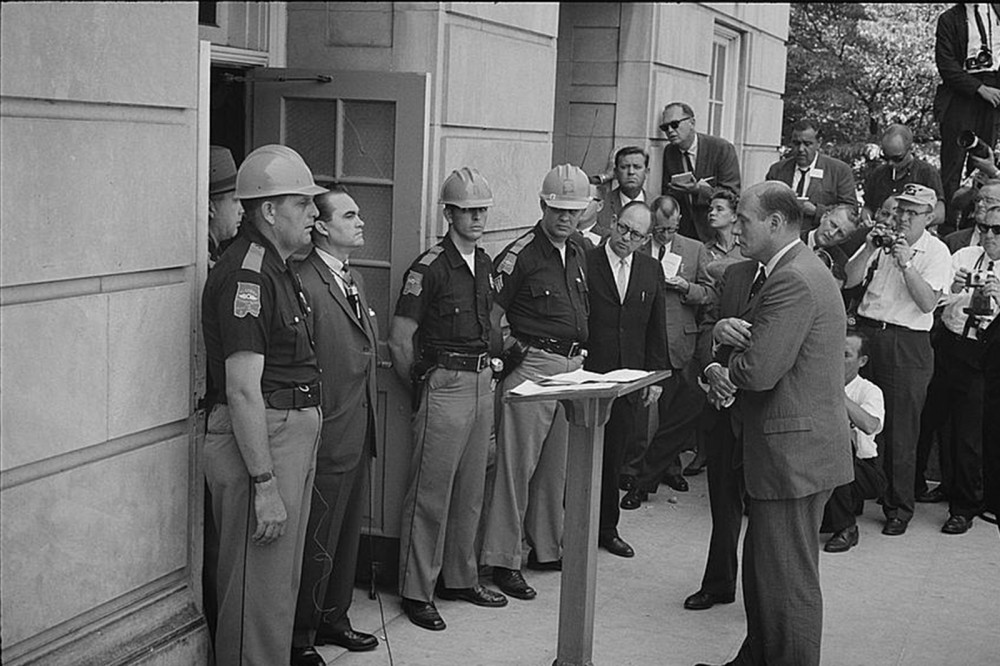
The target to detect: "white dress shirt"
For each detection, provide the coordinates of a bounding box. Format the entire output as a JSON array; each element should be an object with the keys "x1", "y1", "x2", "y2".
[
  {"x1": 940, "y1": 245, "x2": 999, "y2": 336},
  {"x1": 845, "y1": 374, "x2": 884, "y2": 459},
  {"x1": 605, "y1": 242, "x2": 633, "y2": 303},
  {"x1": 316, "y1": 247, "x2": 349, "y2": 297}
]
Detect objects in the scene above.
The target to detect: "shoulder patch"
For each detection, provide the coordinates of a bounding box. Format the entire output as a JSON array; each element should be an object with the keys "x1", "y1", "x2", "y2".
[
  {"x1": 402, "y1": 270, "x2": 424, "y2": 297},
  {"x1": 233, "y1": 281, "x2": 262, "y2": 318},
  {"x1": 419, "y1": 245, "x2": 445, "y2": 266},
  {"x1": 241, "y1": 242, "x2": 265, "y2": 273},
  {"x1": 510, "y1": 232, "x2": 535, "y2": 255},
  {"x1": 498, "y1": 232, "x2": 535, "y2": 275}
]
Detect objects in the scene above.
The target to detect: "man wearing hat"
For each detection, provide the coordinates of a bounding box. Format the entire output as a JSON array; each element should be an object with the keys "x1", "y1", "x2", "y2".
[
  {"x1": 201, "y1": 144, "x2": 327, "y2": 665},
  {"x1": 844, "y1": 183, "x2": 953, "y2": 537},
  {"x1": 209, "y1": 145, "x2": 243, "y2": 267},
  {"x1": 480, "y1": 164, "x2": 591, "y2": 601}
]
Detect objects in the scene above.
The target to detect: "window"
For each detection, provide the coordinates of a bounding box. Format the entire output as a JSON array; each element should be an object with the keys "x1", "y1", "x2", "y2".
[
  {"x1": 707, "y1": 26, "x2": 741, "y2": 140},
  {"x1": 198, "y1": 1, "x2": 218, "y2": 27}
]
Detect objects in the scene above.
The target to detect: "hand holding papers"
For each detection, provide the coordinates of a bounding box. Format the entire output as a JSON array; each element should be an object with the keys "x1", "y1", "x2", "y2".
[{"x1": 509, "y1": 368, "x2": 653, "y2": 396}]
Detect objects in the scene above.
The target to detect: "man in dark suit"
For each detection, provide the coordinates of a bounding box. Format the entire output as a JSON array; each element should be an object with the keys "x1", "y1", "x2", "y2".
[
  {"x1": 698, "y1": 181, "x2": 853, "y2": 666},
  {"x1": 595, "y1": 146, "x2": 650, "y2": 236},
  {"x1": 292, "y1": 185, "x2": 380, "y2": 664},
  {"x1": 659, "y1": 102, "x2": 741, "y2": 243},
  {"x1": 765, "y1": 119, "x2": 857, "y2": 232},
  {"x1": 585, "y1": 201, "x2": 668, "y2": 557},
  {"x1": 621, "y1": 195, "x2": 714, "y2": 507}
]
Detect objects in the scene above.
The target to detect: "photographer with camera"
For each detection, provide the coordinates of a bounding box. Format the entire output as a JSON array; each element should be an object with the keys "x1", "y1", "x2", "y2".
[
  {"x1": 844, "y1": 184, "x2": 953, "y2": 537},
  {"x1": 935, "y1": 3, "x2": 1000, "y2": 228},
  {"x1": 916, "y1": 205, "x2": 1000, "y2": 535}
]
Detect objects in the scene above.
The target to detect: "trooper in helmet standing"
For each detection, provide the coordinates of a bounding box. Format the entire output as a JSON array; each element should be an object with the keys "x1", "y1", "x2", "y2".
[
  {"x1": 201, "y1": 144, "x2": 327, "y2": 666},
  {"x1": 389, "y1": 167, "x2": 508, "y2": 631},
  {"x1": 480, "y1": 164, "x2": 591, "y2": 601}
]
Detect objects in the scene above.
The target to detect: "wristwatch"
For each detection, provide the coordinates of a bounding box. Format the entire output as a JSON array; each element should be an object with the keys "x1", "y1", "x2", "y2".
[{"x1": 252, "y1": 470, "x2": 275, "y2": 484}]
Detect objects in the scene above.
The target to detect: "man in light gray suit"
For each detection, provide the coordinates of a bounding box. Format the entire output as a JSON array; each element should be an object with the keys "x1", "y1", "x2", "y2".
[{"x1": 698, "y1": 182, "x2": 853, "y2": 666}]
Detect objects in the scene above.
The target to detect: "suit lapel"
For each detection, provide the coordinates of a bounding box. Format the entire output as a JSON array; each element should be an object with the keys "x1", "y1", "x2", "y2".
[{"x1": 309, "y1": 251, "x2": 367, "y2": 335}]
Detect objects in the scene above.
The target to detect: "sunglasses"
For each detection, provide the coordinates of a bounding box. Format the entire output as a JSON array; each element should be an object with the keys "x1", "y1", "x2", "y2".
[
  {"x1": 615, "y1": 220, "x2": 649, "y2": 242},
  {"x1": 976, "y1": 223, "x2": 1000, "y2": 235},
  {"x1": 660, "y1": 117, "x2": 693, "y2": 132},
  {"x1": 880, "y1": 151, "x2": 907, "y2": 164}
]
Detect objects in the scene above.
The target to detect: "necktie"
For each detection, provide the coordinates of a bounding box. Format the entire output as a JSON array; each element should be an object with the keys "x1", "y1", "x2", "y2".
[
  {"x1": 616, "y1": 258, "x2": 629, "y2": 303},
  {"x1": 683, "y1": 150, "x2": 695, "y2": 175},
  {"x1": 748, "y1": 265, "x2": 767, "y2": 302},
  {"x1": 657, "y1": 243, "x2": 666, "y2": 261},
  {"x1": 341, "y1": 263, "x2": 363, "y2": 320},
  {"x1": 795, "y1": 168, "x2": 810, "y2": 196}
]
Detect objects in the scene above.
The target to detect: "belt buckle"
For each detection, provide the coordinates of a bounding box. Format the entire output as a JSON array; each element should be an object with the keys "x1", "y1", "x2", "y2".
[
  {"x1": 477, "y1": 352, "x2": 489, "y2": 372},
  {"x1": 568, "y1": 342, "x2": 580, "y2": 357}
]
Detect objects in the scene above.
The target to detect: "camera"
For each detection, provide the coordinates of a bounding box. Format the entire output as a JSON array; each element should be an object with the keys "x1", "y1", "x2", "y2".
[
  {"x1": 870, "y1": 226, "x2": 903, "y2": 251},
  {"x1": 966, "y1": 270, "x2": 988, "y2": 289},
  {"x1": 965, "y1": 47, "x2": 994, "y2": 71},
  {"x1": 958, "y1": 130, "x2": 992, "y2": 160}
]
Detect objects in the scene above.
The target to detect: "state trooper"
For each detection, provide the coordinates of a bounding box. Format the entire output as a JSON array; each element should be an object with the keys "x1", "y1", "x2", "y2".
[
  {"x1": 389, "y1": 167, "x2": 508, "y2": 631},
  {"x1": 201, "y1": 144, "x2": 327, "y2": 666},
  {"x1": 480, "y1": 164, "x2": 591, "y2": 601}
]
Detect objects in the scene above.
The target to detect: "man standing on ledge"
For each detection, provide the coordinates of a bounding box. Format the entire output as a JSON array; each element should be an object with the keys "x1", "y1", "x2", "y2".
[
  {"x1": 660, "y1": 102, "x2": 741, "y2": 242},
  {"x1": 698, "y1": 181, "x2": 852, "y2": 666},
  {"x1": 481, "y1": 164, "x2": 591, "y2": 601},
  {"x1": 202, "y1": 144, "x2": 327, "y2": 666}
]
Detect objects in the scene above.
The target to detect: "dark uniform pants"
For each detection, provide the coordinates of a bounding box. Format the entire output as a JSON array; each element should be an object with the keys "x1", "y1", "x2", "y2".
[
  {"x1": 399, "y1": 366, "x2": 493, "y2": 601},
  {"x1": 204, "y1": 404, "x2": 321, "y2": 666},
  {"x1": 699, "y1": 407, "x2": 745, "y2": 598},
  {"x1": 822, "y1": 456, "x2": 887, "y2": 533},
  {"x1": 481, "y1": 348, "x2": 584, "y2": 569}
]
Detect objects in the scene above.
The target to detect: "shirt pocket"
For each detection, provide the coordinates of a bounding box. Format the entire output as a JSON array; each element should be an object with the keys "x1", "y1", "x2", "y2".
[
  {"x1": 281, "y1": 308, "x2": 312, "y2": 359},
  {"x1": 528, "y1": 282, "x2": 559, "y2": 316},
  {"x1": 438, "y1": 295, "x2": 478, "y2": 339}
]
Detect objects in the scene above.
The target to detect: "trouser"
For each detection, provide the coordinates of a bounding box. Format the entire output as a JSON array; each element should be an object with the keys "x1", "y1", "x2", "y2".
[
  {"x1": 916, "y1": 330, "x2": 985, "y2": 519},
  {"x1": 481, "y1": 347, "x2": 583, "y2": 569},
  {"x1": 822, "y1": 456, "x2": 887, "y2": 533},
  {"x1": 599, "y1": 396, "x2": 643, "y2": 538},
  {"x1": 204, "y1": 404, "x2": 321, "y2": 666},
  {"x1": 733, "y1": 490, "x2": 831, "y2": 666},
  {"x1": 699, "y1": 408, "x2": 744, "y2": 597},
  {"x1": 292, "y1": 453, "x2": 369, "y2": 646},
  {"x1": 632, "y1": 369, "x2": 705, "y2": 492},
  {"x1": 860, "y1": 323, "x2": 933, "y2": 523},
  {"x1": 398, "y1": 366, "x2": 493, "y2": 601}
]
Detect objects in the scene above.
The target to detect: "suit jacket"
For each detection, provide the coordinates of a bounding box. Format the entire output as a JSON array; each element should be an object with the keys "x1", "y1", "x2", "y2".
[
  {"x1": 934, "y1": 3, "x2": 980, "y2": 120},
  {"x1": 765, "y1": 153, "x2": 857, "y2": 229},
  {"x1": 584, "y1": 247, "x2": 668, "y2": 391},
  {"x1": 594, "y1": 187, "x2": 647, "y2": 236},
  {"x1": 641, "y1": 235, "x2": 714, "y2": 370},
  {"x1": 661, "y1": 133, "x2": 741, "y2": 242},
  {"x1": 945, "y1": 226, "x2": 975, "y2": 253},
  {"x1": 296, "y1": 249, "x2": 379, "y2": 474},
  {"x1": 729, "y1": 243, "x2": 853, "y2": 500}
]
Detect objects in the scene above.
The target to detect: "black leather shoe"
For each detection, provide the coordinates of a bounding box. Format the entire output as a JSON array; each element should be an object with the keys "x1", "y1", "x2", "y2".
[
  {"x1": 683, "y1": 458, "x2": 706, "y2": 476},
  {"x1": 401, "y1": 598, "x2": 446, "y2": 631},
  {"x1": 620, "y1": 488, "x2": 648, "y2": 510},
  {"x1": 598, "y1": 534, "x2": 635, "y2": 558},
  {"x1": 683, "y1": 590, "x2": 736, "y2": 610},
  {"x1": 492, "y1": 567, "x2": 536, "y2": 600},
  {"x1": 619, "y1": 474, "x2": 637, "y2": 491},
  {"x1": 882, "y1": 517, "x2": 908, "y2": 536},
  {"x1": 290, "y1": 645, "x2": 326, "y2": 666},
  {"x1": 662, "y1": 473, "x2": 689, "y2": 492},
  {"x1": 942, "y1": 514, "x2": 973, "y2": 534},
  {"x1": 824, "y1": 525, "x2": 859, "y2": 553},
  {"x1": 916, "y1": 487, "x2": 947, "y2": 503},
  {"x1": 437, "y1": 584, "x2": 508, "y2": 607},
  {"x1": 526, "y1": 550, "x2": 562, "y2": 571},
  {"x1": 314, "y1": 627, "x2": 378, "y2": 652}
]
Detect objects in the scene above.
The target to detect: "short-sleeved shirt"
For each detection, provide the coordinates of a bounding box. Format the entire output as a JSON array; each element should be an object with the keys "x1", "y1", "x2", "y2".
[
  {"x1": 493, "y1": 223, "x2": 590, "y2": 343},
  {"x1": 863, "y1": 159, "x2": 944, "y2": 212},
  {"x1": 845, "y1": 374, "x2": 884, "y2": 459},
  {"x1": 394, "y1": 233, "x2": 493, "y2": 354},
  {"x1": 202, "y1": 223, "x2": 319, "y2": 402},
  {"x1": 855, "y1": 230, "x2": 954, "y2": 331},
  {"x1": 940, "y1": 246, "x2": 999, "y2": 336}
]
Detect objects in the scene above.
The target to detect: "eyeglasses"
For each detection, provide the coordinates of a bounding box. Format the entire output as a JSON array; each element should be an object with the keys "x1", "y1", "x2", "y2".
[
  {"x1": 615, "y1": 220, "x2": 649, "y2": 242},
  {"x1": 880, "y1": 151, "x2": 908, "y2": 164},
  {"x1": 895, "y1": 207, "x2": 930, "y2": 219},
  {"x1": 660, "y1": 117, "x2": 693, "y2": 132},
  {"x1": 976, "y1": 223, "x2": 1000, "y2": 235}
]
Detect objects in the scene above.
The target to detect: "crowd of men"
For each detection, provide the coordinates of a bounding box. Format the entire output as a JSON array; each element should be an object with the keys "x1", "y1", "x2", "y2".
[{"x1": 199, "y1": 8, "x2": 1000, "y2": 661}]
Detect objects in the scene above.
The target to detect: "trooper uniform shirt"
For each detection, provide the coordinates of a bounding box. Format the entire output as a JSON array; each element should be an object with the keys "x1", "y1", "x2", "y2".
[
  {"x1": 202, "y1": 223, "x2": 319, "y2": 401},
  {"x1": 396, "y1": 234, "x2": 493, "y2": 353},
  {"x1": 493, "y1": 222, "x2": 590, "y2": 343}
]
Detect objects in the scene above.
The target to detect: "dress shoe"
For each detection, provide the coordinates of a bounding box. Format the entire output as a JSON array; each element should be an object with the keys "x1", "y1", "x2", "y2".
[
  {"x1": 662, "y1": 473, "x2": 689, "y2": 492},
  {"x1": 881, "y1": 517, "x2": 908, "y2": 536},
  {"x1": 916, "y1": 487, "x2": 946, "y2": 503},
  {"x1": 437, "y1": 584, "x2": 508, "y2": 607},
  {"x1": 290, "y1": 645, "x2": 326, "y2": 666},
  {"x1": 598, "y1": 534, "x2": 635, "y2": 558},
  {"x1": 942, "y1": 514, "x2": 973, "y2": 534},
  {"x1": 619, "y1": 474, "x2": 637, "y2": 491},
  {"x1": 492, "y1": 567, "x2": 537, "y2": 600},
  {"x1": 824, "y1": 524, "x2": 859, "y2": 553},
  {"x1": 401, "y1": 598, "x2": 446, "y2": 631},
  {"x1": 314, "y1": 627, "x2": 378, "y2": 652},
  {"x1": 526, "y1": 550, "x2": 562, "y2": 571},
  {"x1": 683, "y1": 590, "x2": 736, "y2": 611},
  {"x1": 620, "y1": 488, "x2": 648, "y2": 510},
  {"x1": 683, "y1": 458, "x2": 706, "y2": 476}
]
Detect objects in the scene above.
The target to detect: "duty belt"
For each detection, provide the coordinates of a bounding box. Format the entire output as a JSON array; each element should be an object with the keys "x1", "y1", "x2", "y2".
[
  {"x1": 424, "y1": 348, "x2": 491, "y2": 372},
  {"x1": 263, "y1": 382, "x2": 321, "y2": 409},
  {"x1": 519, "y1": 335, "x2": 583, "y2": 358}
]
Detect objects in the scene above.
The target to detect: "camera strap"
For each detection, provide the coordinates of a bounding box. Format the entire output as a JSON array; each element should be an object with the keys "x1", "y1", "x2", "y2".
[{"x1": 974, "y1": 4, "x2": 992, "y2": 55}]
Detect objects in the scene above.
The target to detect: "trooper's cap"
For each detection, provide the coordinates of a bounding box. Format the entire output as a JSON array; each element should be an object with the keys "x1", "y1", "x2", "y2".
[
  {"x1": 235, "y1": 144, "x2": 328, "y2": 200},
  {"x1": 539, "y1": 164, "x2": 592, "y2": 210},
  {"x1": 209, "y1": 146, "x2": 238, "y2": 195}
]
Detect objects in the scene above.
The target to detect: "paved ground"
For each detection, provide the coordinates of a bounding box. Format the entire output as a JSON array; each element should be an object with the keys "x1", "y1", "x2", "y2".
[{"x1": 319, "y1": 463, "x2": 1000, "y2": 666}]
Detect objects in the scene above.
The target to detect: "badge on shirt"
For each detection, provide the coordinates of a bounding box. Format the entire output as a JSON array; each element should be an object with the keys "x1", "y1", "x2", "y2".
[
  {"x1": 402, "y1": 270, "x2": 423, "y2": 297},
  {"x1": 233, "y1": 282, "x2": 261, "y2": 318},
  {"x1": 810, "y1": 168, "x2": 824, "y2": 178},
  {"x1": 494, "y1": 274, "x2": 504, "y2": 293}
]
